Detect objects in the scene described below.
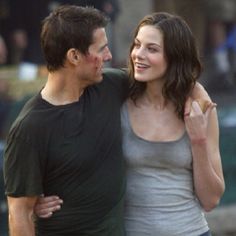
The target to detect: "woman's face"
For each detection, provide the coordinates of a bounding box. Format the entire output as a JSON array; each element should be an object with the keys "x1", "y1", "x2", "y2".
[{"x1": 131, "y1": 25, "x2": 167, "y2": 83}]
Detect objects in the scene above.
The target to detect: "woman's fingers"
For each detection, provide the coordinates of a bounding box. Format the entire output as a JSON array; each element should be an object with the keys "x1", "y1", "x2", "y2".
[{"x1": 205, "y1": 102, "x2": 217, "y2": 118}]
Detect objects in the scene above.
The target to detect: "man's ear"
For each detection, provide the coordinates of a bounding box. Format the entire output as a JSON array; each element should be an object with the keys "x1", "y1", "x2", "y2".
[{"x1": 66, "y1": 48, "x2": 80, "y2": 65}]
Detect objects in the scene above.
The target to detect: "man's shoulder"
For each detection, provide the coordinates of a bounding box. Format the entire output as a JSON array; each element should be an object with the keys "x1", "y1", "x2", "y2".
[
  {"x1": 99, "y1": 68, "x2": 129, "y2": 100},
  {"x1": 8, "y1": 93, "x2": 50, "y2": 138}
]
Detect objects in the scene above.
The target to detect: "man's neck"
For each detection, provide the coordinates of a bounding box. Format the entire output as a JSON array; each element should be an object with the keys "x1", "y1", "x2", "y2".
[{"x1": 41, "y1": 71, "x2": 85, "y2": 106}]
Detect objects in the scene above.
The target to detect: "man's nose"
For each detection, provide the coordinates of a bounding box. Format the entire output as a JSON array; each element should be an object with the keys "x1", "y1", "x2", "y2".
[{"x1": 104, "y1": 47, "x2": 112, "y2": 62}]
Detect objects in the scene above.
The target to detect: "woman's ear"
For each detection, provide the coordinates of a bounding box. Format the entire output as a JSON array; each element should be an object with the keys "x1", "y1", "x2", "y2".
[{"x1": 66, "y1": 48, "x2": 80, "y2": 65}]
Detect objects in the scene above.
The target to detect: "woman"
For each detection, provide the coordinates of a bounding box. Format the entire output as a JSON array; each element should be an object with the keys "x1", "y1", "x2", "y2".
[
  {"x1": 34, "y1": 12, "x2": 225, "y2": 236},
  {"x1": 121, "y1": 12, "x2": 224, "y2": 236}
]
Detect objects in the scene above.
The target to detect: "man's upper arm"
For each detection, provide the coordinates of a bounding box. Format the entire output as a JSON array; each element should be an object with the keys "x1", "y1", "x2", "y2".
[
  {"x1": 8, "y1": 196, "x2": 38, "y2": 216},
  {"x1": 7, "y1": 196, "x2": 38, "y2": 236}
]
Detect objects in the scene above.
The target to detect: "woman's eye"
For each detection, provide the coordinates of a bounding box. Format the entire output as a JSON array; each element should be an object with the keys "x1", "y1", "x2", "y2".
[
  {"x1": 148, "y1": 47, "x2": 157, "y2": 52},
  {"x1": 133, "y1": 43, "x2": 140, "y2": 48}
]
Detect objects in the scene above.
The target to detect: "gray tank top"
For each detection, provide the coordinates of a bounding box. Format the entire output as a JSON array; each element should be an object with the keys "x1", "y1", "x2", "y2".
[{"x1": 121, "y1": 103, "x2": 209, "y2": 236}]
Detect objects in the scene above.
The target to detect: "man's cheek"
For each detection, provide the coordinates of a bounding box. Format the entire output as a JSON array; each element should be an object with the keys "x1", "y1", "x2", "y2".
[{"x1": 89, "y1": 55, "x2": 103, "y2": 68}]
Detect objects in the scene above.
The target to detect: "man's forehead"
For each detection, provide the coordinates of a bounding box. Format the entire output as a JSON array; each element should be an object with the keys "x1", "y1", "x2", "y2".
[
  {"x1": 92, "y1": 27, "x2": 106, "y2": 38},
  {"x1": 90, "y1": 28, "x2": 107, "y2": 47}
]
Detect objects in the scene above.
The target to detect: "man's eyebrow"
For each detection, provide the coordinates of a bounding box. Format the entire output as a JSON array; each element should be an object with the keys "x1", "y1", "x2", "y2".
[{"x1": 99, "y1": 43, "x2": 108, "y2": 51}]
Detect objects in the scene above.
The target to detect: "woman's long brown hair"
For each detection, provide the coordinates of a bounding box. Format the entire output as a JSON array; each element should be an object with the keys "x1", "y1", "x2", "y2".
[{"x1": 128, "y1": 12, "x2": 202, "y2": 120}]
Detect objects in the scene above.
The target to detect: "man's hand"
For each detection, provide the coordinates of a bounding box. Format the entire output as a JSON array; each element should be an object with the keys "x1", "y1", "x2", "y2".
[
  {"x1": 184, "y1": 99, "x2": 216, "y2": 144},
  {"x1": 185, "y1": 82, "x2": 212, "y2": 117}
]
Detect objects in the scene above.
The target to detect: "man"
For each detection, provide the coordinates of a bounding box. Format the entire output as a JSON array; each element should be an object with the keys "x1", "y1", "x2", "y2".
[{"x1": 4, "y1": 5, "x2": 129, "y2": 235}]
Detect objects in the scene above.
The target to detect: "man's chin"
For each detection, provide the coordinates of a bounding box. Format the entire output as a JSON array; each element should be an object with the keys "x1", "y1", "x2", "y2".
[
  {"x1": 96, "y1": 74, "x2": 103, "y2": 83},
  {"x1": 90, "y1": 73, "x2": 103, "y2": 84}
]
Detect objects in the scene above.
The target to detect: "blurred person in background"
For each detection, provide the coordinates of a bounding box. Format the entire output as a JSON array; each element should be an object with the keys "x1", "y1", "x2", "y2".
[
  {"x1": 0, "y1": 79, "x2": 12, "y2": 141},
  {"x1": 0, "y1": 35, "x2": 7, "y2": 64},
  {"x1": 0, "y1": 0, "x2": 9, "y2": 65},
  {"x1": 10, "y1": 0, "x2": 50, "y2": 80},
  {"x1": 0, "y1": 2, "x2": 11, "y2": 236},
  {"x1": 205, "y1": 0, "x2": 236, "y2": 90},
  {"x1": 0, "y1": 79, "x2": 12, "y2": 236}
]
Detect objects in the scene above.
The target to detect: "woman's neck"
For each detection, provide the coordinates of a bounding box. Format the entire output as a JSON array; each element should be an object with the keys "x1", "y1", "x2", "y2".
[{"x1": 139, "y1": 82, "x2": 167, "y2": 110}]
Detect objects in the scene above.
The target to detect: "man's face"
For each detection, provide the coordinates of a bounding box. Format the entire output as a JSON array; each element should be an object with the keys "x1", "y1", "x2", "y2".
[{"x1": 80, "y1": 28, "x2": 112, "y2": 84}]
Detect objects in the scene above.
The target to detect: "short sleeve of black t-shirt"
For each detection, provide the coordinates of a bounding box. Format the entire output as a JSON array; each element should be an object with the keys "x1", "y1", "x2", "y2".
[
  {"x1": 4, "y1": 135, "x2": 44, "y2": 196},
  {"x1": 4, "y1": 95, "x2": 47, "y2": 197}
]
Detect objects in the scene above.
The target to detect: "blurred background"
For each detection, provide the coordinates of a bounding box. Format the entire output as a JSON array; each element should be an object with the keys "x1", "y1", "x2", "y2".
[{"x1": 0, "y1": 0, "x2": 236, "y2": 235}]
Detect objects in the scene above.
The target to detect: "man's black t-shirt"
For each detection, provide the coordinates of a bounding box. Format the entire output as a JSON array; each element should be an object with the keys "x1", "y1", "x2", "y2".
[{"x1": 4, "y1": 68, "x2": 129, "y2": 235}]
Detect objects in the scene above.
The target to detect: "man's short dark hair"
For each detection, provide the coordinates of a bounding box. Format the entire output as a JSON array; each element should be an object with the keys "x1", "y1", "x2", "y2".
[{"x1": 41, "y1": 5, "x2": 109, "y2": 72}]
